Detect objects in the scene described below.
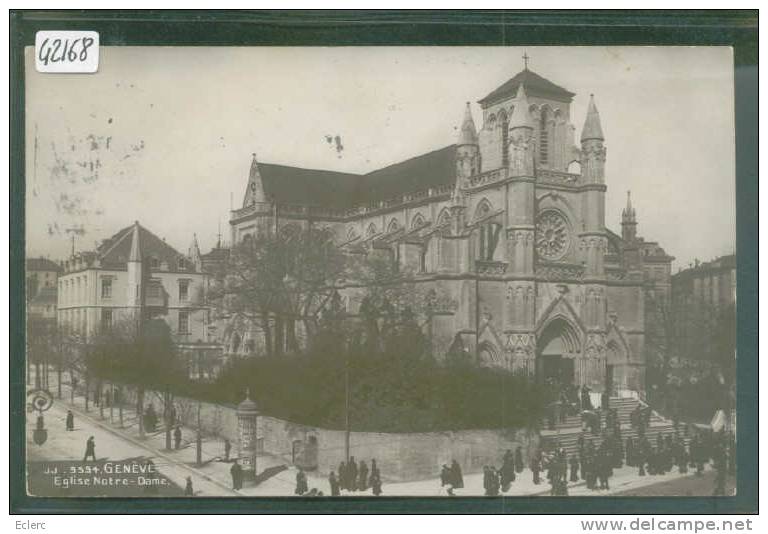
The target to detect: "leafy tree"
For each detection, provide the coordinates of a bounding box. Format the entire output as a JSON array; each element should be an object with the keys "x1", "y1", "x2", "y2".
[
  {"x1": 209, "y1": 226, "x2": 348, "y2": 356},
  {"x1": 86, "y1": 317, "x2": 187, "y2": 438}
]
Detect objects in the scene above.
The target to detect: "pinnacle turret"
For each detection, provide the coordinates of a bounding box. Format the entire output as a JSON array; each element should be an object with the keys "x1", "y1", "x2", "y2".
[
  {"x1": 508, "y1": 83, "x2": 534, "y2": 130},
  {"x1": 457, "y1": 102, "x2": 478, "y2": 146},
  {"x1": 581, "y1": 94, "x2": 604, "y2": 142},
  {"x1": 621, "y1": 191, "x2": 638, "y2": 242},
  {"x1": 622, "y1": 190, "x2": 636, "y2": 223}
]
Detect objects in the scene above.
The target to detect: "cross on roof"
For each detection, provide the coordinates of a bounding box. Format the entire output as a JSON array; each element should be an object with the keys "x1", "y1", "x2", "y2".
[{"x1": 522, "y1": 52, "x2": 530, "y2": 70}]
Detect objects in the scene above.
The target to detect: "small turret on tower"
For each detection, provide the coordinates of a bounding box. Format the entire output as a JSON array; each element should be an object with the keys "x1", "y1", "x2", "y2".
[
  {"x1": 456, "y1": 102, "x2": 480, "y2": 182},
  {"x1": 507, "y1": 84, "x2": 535, "y2": 177},
  {"x1": 622, "y1": 190, "x2": 638, "y2": 242},
  {"x1": 580, "y1": 94, "x2": 606, "y2": 184}
]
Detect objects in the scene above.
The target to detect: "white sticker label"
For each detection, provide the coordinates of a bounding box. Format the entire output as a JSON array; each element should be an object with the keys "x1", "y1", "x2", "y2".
[{"x1": 35, "y1": 31, "x2": 99, "y2": 73}]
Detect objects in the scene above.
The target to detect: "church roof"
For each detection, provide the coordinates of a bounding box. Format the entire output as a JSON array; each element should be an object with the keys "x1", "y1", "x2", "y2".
[
  {"x1": 478, "y1": 69, "x2": 575, "y2": 106},
  {"x1": 257, "y1": 145, "x2": 457, "y2": 209},
  {"x1": 96, "y1": 222, "x2": 185, "y2": 270},
  {"x1": 258, "y1": 164, "x2": 360, "y2": 209}
]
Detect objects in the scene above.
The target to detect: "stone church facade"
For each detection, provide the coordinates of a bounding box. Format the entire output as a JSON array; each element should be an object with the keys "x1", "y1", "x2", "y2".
[{"x1": 227, "y1": 67, "x2": 673, "y2": 396}]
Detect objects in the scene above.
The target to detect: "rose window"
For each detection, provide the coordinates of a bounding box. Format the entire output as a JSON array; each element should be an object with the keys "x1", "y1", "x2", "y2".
[{"x1": 536, "y1": 211, "x2": 570, "y2": 260}]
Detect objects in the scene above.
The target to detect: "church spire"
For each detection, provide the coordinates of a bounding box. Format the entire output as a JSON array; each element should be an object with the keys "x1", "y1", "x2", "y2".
[
  {"x1": 509, "y1": 83, "x2": 534, "y2": 130},
  {"x1": 581, "y1": 94, "x2": 604, "y2": 142},
  {"x1": 457, "y1": 102, "x2": 478, "y2": 146}
]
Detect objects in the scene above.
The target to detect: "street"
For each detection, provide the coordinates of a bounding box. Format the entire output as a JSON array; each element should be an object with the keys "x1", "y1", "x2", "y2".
[
  {"x1": 25, "y1": 375, "x2": 726, "y2": 498},
  {"x1": 613, "y1": 470, "x2": 736, "y2": 497}
]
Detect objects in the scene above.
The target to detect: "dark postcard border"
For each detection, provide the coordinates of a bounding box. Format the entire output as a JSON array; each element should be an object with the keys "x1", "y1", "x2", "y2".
[{"x1": 9, "y1": 9, "x2": 758, "y2": 514}]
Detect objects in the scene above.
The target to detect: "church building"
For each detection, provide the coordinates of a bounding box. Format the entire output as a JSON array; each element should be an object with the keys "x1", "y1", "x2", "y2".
[{"x1": 227, "y1": 65, "x2": 673, "y2": 396}]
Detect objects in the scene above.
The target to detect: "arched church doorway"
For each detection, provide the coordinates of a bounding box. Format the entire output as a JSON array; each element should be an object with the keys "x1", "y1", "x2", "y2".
[{"x1": 537, "y1": 318, "x2": 581, "y2": 387}]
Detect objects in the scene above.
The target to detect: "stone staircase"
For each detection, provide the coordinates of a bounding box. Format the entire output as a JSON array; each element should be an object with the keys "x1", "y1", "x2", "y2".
[{"x1": 540, "y1": 397, "x2": 688, "y2": 458}]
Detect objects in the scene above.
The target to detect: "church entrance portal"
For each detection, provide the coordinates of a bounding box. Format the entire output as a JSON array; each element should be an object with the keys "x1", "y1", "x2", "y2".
[{"x1": 537, "y1": 318, "x2": 581, "y2": 387}]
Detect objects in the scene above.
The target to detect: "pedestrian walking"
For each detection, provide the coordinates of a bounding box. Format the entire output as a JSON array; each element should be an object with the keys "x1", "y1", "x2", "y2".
[
  {"x1": 184, "y1": 476, "x2": 194, "y2": 496},
  {"x1": 531, "y1": 452, "x2": 541, "y2": 485},
  {"x1": 224, "y1": 438, "x2": 231, "y2": 462},
  {"x1": 440, "y1": 464, "x2": 451, "y2": 487},
  {"x1": 329, "y1": 471, "x2": 340, "y2": 496},
  {"x1": 514, "y1": 446, "x2": 524, "y2": 473},
  {"x1": 230, "y1": 461, "x2": 243, "y2": 490},
  {"x1": 569, "y1": 454, "x2": 579, "y2": 482},
  {"x1": 338, "y1": 461, "x2": 347, "y2": 491},
  {"x1": 370, "y1": 459, "x2": 380, "y2": 480},
  {"x1": 65, "y1": 410, "x2": 74, "y2": 431},
  {"x1": 371, "y1": 473, "x2": 382, "y2": 496},
  {"x1": 358, "y1": 460, "x2": 369, "y2": 491},
  {"x1": 347, "y1": 457, "x2": 358, "y2": 491},
  {"x1": 500, "y1": 452, "x2": 515, "y2": 492},
  {"x1": 450, "y1": 459, "x2": 464, "y2": 489},
  {"x1": 295, "y1": 468, "x2": 308, "y2": 495},
  {"x1": 488, "y1": 467, "x2": 501, "y2": 496},
  {"x1": 83, "y1": 436, "x2": 96, "y2": 461},
  {"x1": 173, "y1": 426, "x2": 182, "y2": 450}
]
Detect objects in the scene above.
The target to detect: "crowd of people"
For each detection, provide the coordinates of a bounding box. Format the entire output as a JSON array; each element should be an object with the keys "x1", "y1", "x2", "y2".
[{"x1": 326, "y1": 457, "x2": 383, "y2": 496}]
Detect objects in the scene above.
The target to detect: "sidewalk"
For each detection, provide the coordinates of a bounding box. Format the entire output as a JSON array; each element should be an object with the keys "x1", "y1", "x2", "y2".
[{"x1": 44, "y1": 375, "x2": 709, "y2": 497}]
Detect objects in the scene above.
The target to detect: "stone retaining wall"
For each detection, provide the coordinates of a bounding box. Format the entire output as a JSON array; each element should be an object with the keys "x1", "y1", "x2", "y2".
[{"x1": 119, "y1": 386, "x2": 538, "y2": 482}]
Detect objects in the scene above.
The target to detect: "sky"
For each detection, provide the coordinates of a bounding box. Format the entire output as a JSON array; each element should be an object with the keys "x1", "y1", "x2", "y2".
[{"x1": 24, "y1": 46, "x2": 735, "y2": 270}]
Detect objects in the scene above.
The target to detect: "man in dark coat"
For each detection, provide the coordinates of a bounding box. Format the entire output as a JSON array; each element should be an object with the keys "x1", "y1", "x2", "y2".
[
  {"x1": 184, "y1": 476, "x2": 194, "y2": 496},
  {"x1": 488, "y1": 467, "x2": 501, "y2": 496},
  {"x1": 295, "y1": 468, "x2": 308, "y2": 495},
  {"x1": 597, "y1": 445, "x2": 611, "y2": 490},
  {"x1": 329, "y1": 471, "x2": 340, "y2": 496},
  {"x1": 569, "y1": 454, "x2": 579, "y2": 482},
  {"x1": 65, "y1": 410, "x2": 74, "y2": 431},
  {"x1": 450, "y1": 459, "x2": 464, "y2": 489},
  {"x1": 440, "y1": 464, "x2": 451, "y2": 487},
  {"x1": 230, "y1": 461, "x2": 243, "y2": 490},
  {"x1": 581, "y1": 384, "x2": 592, "y2": 411},
  {"x1": 338, "y1": 461, "x2": 347, "y2": 491},
  {"x1": 371, "y1": 472, "x2": 382, "y2": 496},
  {"x1": 83, "y1": 436, "x2": 96, "y2": 461},
  {"x1": 514, "y1": 446, "x2": 524, "y2": 473},
  {"x1": 371, "y1": 459, "x2": 380, "y2": 479},
  {"x1": 500, "y1": 453, "x2": 515, "y2": 492},
  {"x1": 358, "y1": 460, "x2": 369, "y2": 491},
  {"x1": 173, "y1": 426, "x2": 182, "y2": 450},
  {"x1": 531, "y1": 453, "x2": 541, "y2": 485},
  {"x1": 626, "y1": 437, "x2": 635, "y2": 467},
  {"x1": 347, "y1": 457, "x2": 358, "y2": 491}
]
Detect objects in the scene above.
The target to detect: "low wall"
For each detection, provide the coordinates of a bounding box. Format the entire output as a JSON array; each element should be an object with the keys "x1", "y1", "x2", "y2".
[{"x1": 118, "y1": 386, "x2": 539, "y2": 482}]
